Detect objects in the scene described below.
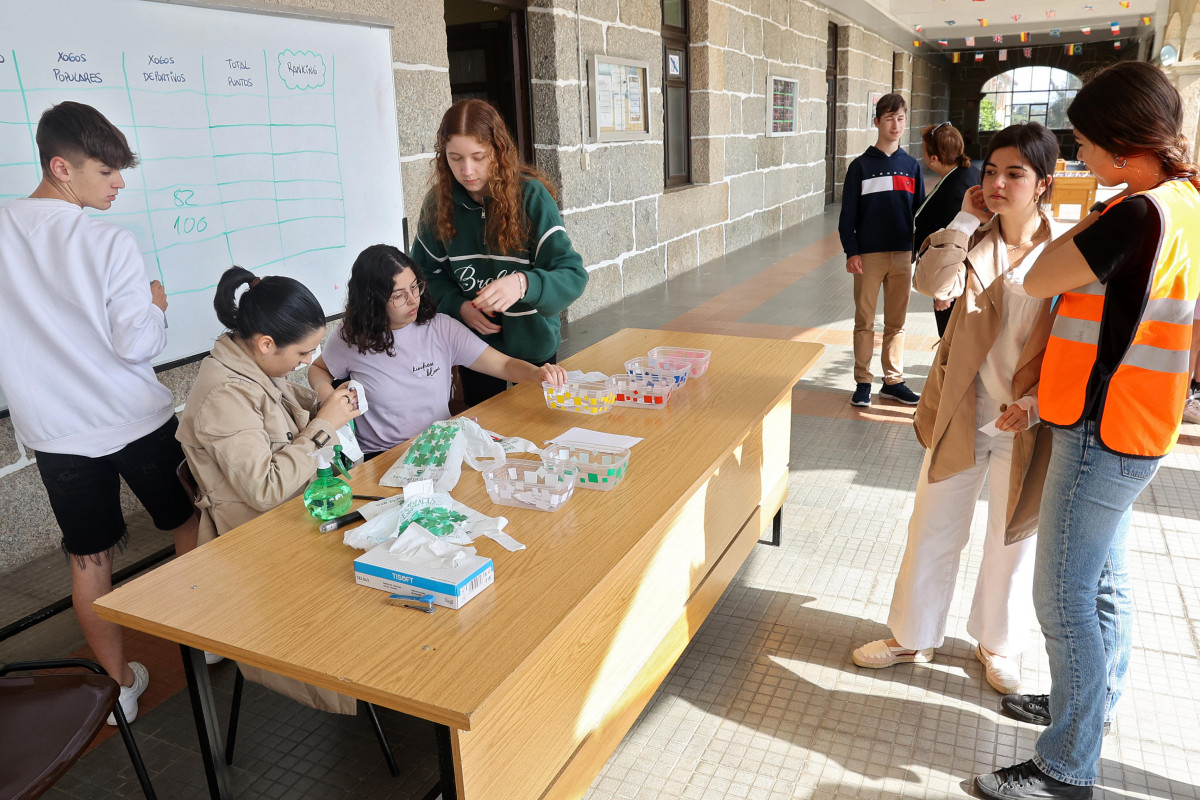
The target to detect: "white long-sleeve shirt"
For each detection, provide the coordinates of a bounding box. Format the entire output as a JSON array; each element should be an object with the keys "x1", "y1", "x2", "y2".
[{"x1": 0, "y1": 198, "x2": 173, "y2": 456}]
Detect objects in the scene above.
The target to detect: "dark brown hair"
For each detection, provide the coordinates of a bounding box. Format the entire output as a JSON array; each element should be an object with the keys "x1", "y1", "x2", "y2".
[
  {"x1": 214, "y1": 267, "x2": 325, "y2": 347},
  {"x1": 339, "y1": 244, "x2": 436, "y2": 356},
  {"x1": 921, "y1": 123, "x2": 971, "y2": 169},
  {"x1": 1068, "y1": 61, "x2": 1200, "y2": 190},
  {"x1": 35, "y1": 101, "x2": 137, "y2": 174},
  {"x1": 983, "y1": 122, "x2": 1060, "y2": 205},
  {"x1": 426, "y1": 99, "x2": 557, "y2": 255},
  {"x1": 874, "y1": 93, "x2": 907, "y2": 120}
]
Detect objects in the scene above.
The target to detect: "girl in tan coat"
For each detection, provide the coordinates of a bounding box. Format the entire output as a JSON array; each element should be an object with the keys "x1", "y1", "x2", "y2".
[
  {"x1": 177, "y1": 266, "x2": 360, "y2": 712},
  {"x1": 853, "y1": 123, "x2": 1061, "y2": 694}
]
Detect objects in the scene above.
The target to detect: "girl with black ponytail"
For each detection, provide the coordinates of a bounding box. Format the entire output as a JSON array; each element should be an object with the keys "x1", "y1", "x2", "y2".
[{"x1": 176, "y1": 266, "x2": 361, "y2": 545}]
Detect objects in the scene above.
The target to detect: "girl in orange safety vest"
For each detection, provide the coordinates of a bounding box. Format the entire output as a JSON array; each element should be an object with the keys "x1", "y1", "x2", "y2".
[{"x1": 976, "y1": 62, "x2": 1200, "y2": 800}]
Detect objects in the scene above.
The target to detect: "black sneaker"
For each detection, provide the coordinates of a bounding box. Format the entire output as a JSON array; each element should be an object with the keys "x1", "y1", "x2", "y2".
[
  {"x1": 975, "y1": 760, "x2": 1092, "y2": 799},
  {"x1": 1001, "y1": 693, "x2": 1050, "y2": 725},
  {"x1": 1000, "y1": 693, "x2": 1112, "y2": 734},
  {"x1": 879, "y1": 381, "x2": 920, "y2": 405},
  {"x1": 851, "y1": 383, "x2": 872, "y2": 407}
]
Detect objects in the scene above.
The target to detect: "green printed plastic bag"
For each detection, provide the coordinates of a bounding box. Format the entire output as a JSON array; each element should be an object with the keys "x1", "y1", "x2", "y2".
[{"x1": 379, "y1": 418, "x2": 505, "y2": 492}]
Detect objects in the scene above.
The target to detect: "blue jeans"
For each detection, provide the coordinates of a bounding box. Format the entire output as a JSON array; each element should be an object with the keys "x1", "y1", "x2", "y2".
[{"x1": 1033, "y1": 420, "x2": 1158, "y2": 785}]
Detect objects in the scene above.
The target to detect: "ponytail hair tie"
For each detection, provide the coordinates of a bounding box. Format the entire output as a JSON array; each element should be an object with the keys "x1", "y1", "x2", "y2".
[{"x1": 233, "y1": 279, "x2": 255, "y2": 306}]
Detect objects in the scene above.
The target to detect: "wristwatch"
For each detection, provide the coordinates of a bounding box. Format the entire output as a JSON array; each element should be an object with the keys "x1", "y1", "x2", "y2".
[
  {"x1": 311, "y1": 430, "x2": 331, "y2": 448},
  {"x1": 1089, "y1": 201, "x2": 1108, "y2": 215}
]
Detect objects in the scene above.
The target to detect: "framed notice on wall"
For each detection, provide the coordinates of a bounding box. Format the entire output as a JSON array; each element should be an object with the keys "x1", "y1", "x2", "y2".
[
  {"x1": 588, "y1": 55, "x2": 651, "y2": 142},
  {"x1": 767, "y1": 75, "x2": 799, "y2": 136}
]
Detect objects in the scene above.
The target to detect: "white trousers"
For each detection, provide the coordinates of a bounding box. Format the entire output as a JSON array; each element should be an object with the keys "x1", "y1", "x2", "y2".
[{"x1": 887, "y1": 392, "x2": 1038, "y2": 656}]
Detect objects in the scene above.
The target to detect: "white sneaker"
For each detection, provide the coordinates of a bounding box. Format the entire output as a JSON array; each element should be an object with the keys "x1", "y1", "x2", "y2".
[
  {"x1": 106, "y1": 661, "x2": 150, "y2": 726},
  {"x1": 1183, "y1": 396, "x2": 1200, "y2": 424},
  {"x1": 976, "y1": 645, "x2": 1021, "y2": 694}
]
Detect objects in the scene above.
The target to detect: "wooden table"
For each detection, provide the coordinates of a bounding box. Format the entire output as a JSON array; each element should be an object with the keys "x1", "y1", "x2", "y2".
[{"x1": 96, "y1": 328, "x2": 822, "y2": 800}]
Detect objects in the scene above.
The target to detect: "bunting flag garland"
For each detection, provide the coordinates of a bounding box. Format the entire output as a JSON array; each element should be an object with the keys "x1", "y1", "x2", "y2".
[
  {"x1": 946, "y1": 20, "x2": 957, "y2": 25},
  {"x1": 1142, "y1": 16, "x2": 1152, "y2": 25},
  {"x1": 1114, "y1": 39, "x2": 1122, "y2": 49},
  {"x1": 975, "y1": 51, "x2": 984, "y2": 62},
  {"x1": 1023, "y1": 47, "x2": 1033, "y2": 57},
  {"x1": 965, "y1": 35, "x2": 976, "y2": 45},
  {"x1": 1119, "y1": 1, "x2": 1130, "y2": 8},
  {"x1": 998, "y1": 49, "x2": 1008, "y2": 61},
  {"x1": 938, "y1": 39, "x2": 949, "y2": 47},
  {"x1": 1012, "y1": 14, "x2": 1021, "y2": 22},
  {"x1": 1082, "y1": 4, "x2": 1093, "y2": 9},
  {"x1": 1067, "y1": 42, "x2": 1082, "y2": 54},
  {"x1": 993, "y1": 33, "x2": 1004, "y2": 43},
  {"x1": 952, "y1": 51, "x2": 962, "y2": 63},
  {"x1": 1020, "y1": 31, "x2": 1030, "y2": 42},
  {"x1": 914, "y1": 24, "x2": 924, "y2": 33},
  {"x1": 1046, "y1": 10, "x2": 1056, "y2": 18},
  {"x1": 1110, "y1": 21, "x2": 1120, "y2": 34},
  {"x1": 1081, "y1": 25, "x2": 1091, "y2": 34},
  {"x1": 913, "y1": 39, "x2": 922, "y2": 47},
  {"x1": 1049, "y1": 28, "x2": 1062, "y2": 37},
  {"x1": 979, "y1": 17, "x2": 988, "y2": 26}
]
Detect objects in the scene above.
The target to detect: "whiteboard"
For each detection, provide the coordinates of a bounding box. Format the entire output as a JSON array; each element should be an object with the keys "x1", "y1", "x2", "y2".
[{"x1": 0, "y1": 0, "x2": 404, "y2": 411}]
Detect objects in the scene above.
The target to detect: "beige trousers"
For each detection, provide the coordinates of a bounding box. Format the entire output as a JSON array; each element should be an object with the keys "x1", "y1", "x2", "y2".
[{"x1": 853, "y1": 251, "x2": 912, "y2": 385}]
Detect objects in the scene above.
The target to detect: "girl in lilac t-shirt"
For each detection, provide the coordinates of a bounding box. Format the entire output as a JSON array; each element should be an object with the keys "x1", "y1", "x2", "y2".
[{"x1": 309, "y1": 244, "x2": 566, "y2": 454}]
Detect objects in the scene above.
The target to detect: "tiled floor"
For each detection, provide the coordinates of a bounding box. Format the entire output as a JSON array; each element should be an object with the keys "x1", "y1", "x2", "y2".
[{"x1": 3, "y1": 205, "x2": 1199, "y2": 799}]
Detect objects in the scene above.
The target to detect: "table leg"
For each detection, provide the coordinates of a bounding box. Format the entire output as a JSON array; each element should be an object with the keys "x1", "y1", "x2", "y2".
[
  {"x1": 757, "y1": 507, "x2": 782, "y2": 547},
  {"x1": 428, "y1": 722, "x2": 458, "y2": 800},
  {"x1": 180, "y1": 644, "x2": 234, "y2": 800}
]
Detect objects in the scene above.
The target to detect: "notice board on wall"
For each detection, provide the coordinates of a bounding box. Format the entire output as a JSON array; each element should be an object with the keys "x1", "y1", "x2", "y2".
[
  {"x1": 0, "y1": 0, "x2": 404, "y2": 412},
  {"x1": 587, "y1": 55, "x2": 651, "y2": 142}
]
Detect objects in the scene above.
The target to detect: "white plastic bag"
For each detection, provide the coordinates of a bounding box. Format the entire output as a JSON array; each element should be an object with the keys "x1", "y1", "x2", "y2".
[{"x1": 379, "y1": 418, "x2": 507, "y2": 491}]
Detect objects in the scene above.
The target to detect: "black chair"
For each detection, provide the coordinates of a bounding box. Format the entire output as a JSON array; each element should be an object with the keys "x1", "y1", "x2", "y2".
[
  {"x1": 175, "y1": 460, "x2": 399, "y2": 777},
  {"x1": 0, "y1": 658, "x2": 156, "y2": 800}
]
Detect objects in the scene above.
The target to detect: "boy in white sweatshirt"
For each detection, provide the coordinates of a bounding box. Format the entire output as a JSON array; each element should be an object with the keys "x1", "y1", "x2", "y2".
[{"x1": 0, "y1": 102, "x2": 200, "y2": 724}]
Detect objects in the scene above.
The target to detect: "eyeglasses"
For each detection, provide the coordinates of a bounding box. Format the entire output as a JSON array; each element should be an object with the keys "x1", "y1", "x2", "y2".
[{"x1": 389, "y1": 281, "x2": 424, "y2": 306}]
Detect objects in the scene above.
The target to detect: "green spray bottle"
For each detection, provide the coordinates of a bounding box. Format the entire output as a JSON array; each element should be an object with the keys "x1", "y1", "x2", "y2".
[{"x1": 304, "y1": 445, "x2": 353, "y2": 521}]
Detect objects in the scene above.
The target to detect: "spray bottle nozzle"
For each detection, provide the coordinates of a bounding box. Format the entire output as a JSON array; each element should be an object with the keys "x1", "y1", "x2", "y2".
[{"x1": 332, "y1": 444, "x2": 352, "y2": 480}]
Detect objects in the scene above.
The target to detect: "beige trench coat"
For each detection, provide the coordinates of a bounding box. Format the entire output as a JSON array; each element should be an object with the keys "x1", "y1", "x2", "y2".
[
  {"x1": 911, "y1": 213, "x2": 1060, "y2": 545},
  {"x1": 176, "y1": 333, "x2": 354, "y2": 714}
]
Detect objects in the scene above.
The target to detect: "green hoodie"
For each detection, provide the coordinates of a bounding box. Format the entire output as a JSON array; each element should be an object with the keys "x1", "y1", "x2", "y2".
[{"x1": 411, "y1": 178, "x2": 587, "y2": 363}]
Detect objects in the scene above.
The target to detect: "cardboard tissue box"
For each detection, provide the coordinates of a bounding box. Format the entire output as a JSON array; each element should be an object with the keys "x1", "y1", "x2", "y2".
[{"x1": 354, "y1": 525, "x2": 494, "y2": 609}]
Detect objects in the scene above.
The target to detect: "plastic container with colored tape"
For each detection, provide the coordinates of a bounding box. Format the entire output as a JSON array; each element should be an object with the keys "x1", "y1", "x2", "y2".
[
  {"x1": 542, "y1": 376, "x2": 617, "y2": 415},
  {"x1": 647, "y1": 346, "x2": 712, "y2": 378},
  {"x1": 483, "y1": 458, "x2": 575, "y2": 512},
  {"x1": 624, "y1": 356, "x2": 690, "y2": 390},
  {"x1": 541, "y1": 442, "x2": 631, "y2": 491},
  {"x1": 610, "y1": 373, "x2": 673, "y2": 409}
]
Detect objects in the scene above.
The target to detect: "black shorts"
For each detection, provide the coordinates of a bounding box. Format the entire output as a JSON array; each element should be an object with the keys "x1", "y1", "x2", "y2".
[{"x1": 35, "y1": 416, "x2": 195, "y2": 558}]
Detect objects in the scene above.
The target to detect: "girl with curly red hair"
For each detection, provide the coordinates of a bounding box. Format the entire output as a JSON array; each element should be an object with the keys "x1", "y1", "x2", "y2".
[{"x1": 411, "y1": 100, "x2": 587, "y2": 406}]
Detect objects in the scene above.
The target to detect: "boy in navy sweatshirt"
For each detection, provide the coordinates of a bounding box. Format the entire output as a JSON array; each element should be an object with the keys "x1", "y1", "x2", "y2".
[{"x1": 839, "y1": 93, "x2": 925, "y2": 408}]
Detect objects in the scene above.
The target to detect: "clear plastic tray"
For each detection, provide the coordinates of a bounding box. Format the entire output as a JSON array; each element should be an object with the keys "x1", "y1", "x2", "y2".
[
  {"x1": 647, "y1": 346, "x2": 712, "y2": 378},
  {"x1": 624, "y1": 356, "x2": 690, "y2": 390},
  {"x1": 610, "y1": 373, "x2": 673, "y2": 408},
  {"x1": 483, "y1": 458, "x2": 574, "y2": 512},
  {"x1": 541, "y1": 442, "x2": 630, "y2": 491},
  {"x1": 542, "y1": 377, "x2": 617, "y2": 415}
]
